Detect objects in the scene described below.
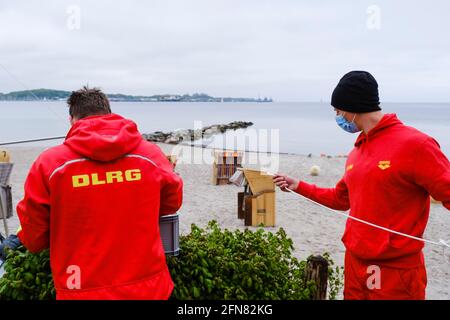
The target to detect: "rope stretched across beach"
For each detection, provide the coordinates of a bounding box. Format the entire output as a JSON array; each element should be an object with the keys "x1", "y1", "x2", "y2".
[
  {"x1": 0, "y1": 136, "x2": 66, "y2": 146},
  {"x1": 263, "y1": 172, "x2": 450, "y2": 250},
  {"x1": 284, "y1": 187, "x2": 450, "y2": 249}
]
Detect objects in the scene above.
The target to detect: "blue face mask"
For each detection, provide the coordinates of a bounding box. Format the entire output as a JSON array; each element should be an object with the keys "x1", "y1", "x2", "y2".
[{"x1": 336, "y1": 113, "x2": 360, "y2": 133}]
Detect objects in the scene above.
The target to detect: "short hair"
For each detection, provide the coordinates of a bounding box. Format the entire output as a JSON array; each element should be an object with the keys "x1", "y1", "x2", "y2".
[{"x1": 67, "y1": 86, "x2": 111, "y2": 120}]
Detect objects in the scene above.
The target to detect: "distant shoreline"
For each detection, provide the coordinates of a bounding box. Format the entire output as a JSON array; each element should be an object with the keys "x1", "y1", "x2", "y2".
[
  {"x1": 0, "y1": 100, "x2": 274, "y2": 103},
  {"x1": 0, "y1": 89, "x2": 273, "y2": 103},
  {"x1": 3, "y1": 100, "x2": 450, "y2": 105}
]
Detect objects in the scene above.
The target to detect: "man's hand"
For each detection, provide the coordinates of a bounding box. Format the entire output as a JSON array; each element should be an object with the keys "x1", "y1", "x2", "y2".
[
  {"x1": 273, "y1": 174, "x2": 299, "y2": 192},
  {"x1": 0, "y1": 235, "x2": 22, "y2": 261}
]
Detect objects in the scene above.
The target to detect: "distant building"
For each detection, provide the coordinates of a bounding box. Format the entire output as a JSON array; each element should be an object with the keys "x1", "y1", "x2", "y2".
[{"x1": 160, "y1": 95, "x2": 181, "y2": 102}]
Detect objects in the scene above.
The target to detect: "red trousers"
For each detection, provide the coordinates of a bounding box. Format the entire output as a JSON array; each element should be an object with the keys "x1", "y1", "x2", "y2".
[{"x1": 344, "y1": 251, "x2": 427, "y2": 300}]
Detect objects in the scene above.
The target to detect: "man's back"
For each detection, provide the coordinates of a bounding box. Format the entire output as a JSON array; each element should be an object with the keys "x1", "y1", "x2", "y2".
[{"x1": 17, "y1": 114, "x2": 183, "y2": 300}]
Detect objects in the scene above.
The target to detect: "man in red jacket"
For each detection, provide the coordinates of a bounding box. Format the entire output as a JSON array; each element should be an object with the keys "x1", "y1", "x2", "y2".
[
  {"x1": 274, "y1": 71, "x2": 450, "y2": 300},
  {"x1": 16, "y1": 86, "x2": 183, "y2": 300}
]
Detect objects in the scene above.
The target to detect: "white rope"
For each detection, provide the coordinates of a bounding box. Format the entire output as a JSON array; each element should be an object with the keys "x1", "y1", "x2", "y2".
[
  {"x1": 284, "y1": 188, "x2": 450, "y2": 249},
  {"x1": 266, "y1": 172, "x2": 450, "y2": 249}
]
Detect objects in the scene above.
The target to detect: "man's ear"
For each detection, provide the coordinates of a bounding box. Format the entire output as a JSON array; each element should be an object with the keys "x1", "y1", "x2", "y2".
[{"x1": 69, "y1": 116, "x2": 77, "y2": 126}]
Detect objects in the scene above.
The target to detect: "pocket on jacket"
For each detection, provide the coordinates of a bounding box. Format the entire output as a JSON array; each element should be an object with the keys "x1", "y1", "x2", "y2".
[
  {"x1": 387, "y1": 231, "x2": 425, "y2": 259},
  {"x1": 342, "y1": 219, "x2": 390, "y2": 260}
]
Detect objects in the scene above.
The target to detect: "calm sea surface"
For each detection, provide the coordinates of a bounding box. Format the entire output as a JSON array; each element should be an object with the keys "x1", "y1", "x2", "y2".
[{"x1": 0, "y1": 102, "x2": 449, "y2": 156}]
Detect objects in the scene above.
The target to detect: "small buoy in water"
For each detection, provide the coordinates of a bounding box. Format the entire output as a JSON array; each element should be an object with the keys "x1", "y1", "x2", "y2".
[
  {"x1": 310, "y1": 165, "x2": 321, "y2": 176},
  {"x1": 0, "y1": 149, "x2": 10, "y2": 163}
]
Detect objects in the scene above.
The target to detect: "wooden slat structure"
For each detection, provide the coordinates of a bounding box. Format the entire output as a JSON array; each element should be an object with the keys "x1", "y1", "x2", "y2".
[
  {"x1": 212, "y1": 151, "x2": 243, "y2": 185},
  {"x1": 0, "y1": 149, "x2": 12, "y2": 236}
]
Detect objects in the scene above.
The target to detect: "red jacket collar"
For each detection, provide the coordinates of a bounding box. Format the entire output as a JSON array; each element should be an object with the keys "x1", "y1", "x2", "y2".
[{"x1": 354, "y1": 114, "x2": 403, "y2": 147}]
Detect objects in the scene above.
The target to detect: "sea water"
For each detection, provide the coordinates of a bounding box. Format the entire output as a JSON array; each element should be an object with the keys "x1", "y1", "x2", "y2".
[{"x1": 0, "y1": 101, "x2": 448, "y2": 156}]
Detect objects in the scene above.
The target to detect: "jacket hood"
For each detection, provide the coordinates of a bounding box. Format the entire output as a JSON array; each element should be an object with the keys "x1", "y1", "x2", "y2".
[
  {"x1": 64, "y1": 114, "x2": 143, "y2": 161},
  {"x1": 354, "y1": 113, "x2": 403, "y2": 147}
]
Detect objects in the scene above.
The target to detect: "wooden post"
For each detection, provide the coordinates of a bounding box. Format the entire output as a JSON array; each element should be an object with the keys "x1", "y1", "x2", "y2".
[
  {"x1": 212, "y1": 162, "x2": 218, "y2": 185},
  {"x1": 237, "y1": 192, "x2": 245, "y2": 219},
  {"x1": 305, "y1": 255, "x2": 329, "y2": 300},
  {"x1": 244, "y1": 196, "x2": 253, "y2": 226}
]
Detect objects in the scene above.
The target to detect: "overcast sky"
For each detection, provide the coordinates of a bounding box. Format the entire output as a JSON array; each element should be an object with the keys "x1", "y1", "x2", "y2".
[{"x1": 1, "y1": 0, "x2": 449, "y2": 102}]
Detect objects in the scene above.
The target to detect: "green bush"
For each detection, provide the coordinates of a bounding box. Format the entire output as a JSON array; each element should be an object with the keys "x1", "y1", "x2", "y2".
[
  {"x1": 0, "y1": 248, "x2": 55, "y2": 300},
  {"x1": 168, "y1": 221, "x2": 342, "y2": 300},
  {"x1": 0, "y1": 221, "x2": 343, "y2": 300}
]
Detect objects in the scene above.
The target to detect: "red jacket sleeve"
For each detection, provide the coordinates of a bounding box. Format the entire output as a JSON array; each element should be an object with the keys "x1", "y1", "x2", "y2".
[
  {"x1": 159, "y1": 168, "x2": 183, "y2": 216},
  {"x1": 295, "y1": 177, "x2": 350, "y2": 211},
  {"x1": 143, "y1": 142, "x2": 184, "y2": 215},
  {"x1": 413, "y1": 137, "x2": 450, "y2": 210},
  {"x1": 16, "y1": 157, "x2": 51, "y2": 253},
  {"x1": 149, "y1": 146, "x2": 183, "y2": 216}
]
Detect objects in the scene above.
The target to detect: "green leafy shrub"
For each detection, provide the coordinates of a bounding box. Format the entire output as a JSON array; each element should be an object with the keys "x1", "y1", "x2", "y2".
[
  {"x1": 323, "y1": 252, "x2": 344, "y2": 300},
  {"x1": 0, "y1": 247, "x2": 55, "y2": 300},
  {"x1": 167, "y1": 221, "x2": 343, "y2": 300},
  {"x1": 0, "y1": 221, "x2": 343, "y2": 300}
]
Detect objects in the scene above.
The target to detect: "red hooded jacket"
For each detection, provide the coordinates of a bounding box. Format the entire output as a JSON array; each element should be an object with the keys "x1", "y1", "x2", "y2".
[
  {"x1": 17, "y1": 114, "x2": 183, "y2": 300},
  {"x1": 296, "y1": 114, "x2": 450, "y2": 268}
]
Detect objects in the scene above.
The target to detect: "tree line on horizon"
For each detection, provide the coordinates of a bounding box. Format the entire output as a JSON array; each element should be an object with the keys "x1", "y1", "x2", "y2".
[{"x1": 0, "y1": 89, "x2": 273, "y2": 103}]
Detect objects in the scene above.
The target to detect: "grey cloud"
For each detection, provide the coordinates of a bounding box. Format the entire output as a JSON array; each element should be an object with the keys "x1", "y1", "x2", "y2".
[{"x1": 0, "y1": 0, "x2": 449, "y2": 101}]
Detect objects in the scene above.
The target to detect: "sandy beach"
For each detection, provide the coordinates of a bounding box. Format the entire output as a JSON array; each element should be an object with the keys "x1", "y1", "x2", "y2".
[{"x1": 3, "y1": 144, "x2": 450, "y2": 300}]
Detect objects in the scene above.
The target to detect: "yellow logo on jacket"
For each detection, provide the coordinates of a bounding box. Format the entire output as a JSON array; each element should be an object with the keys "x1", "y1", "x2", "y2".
[
  {"x1": 72, "y1": 169, "x2": 142, "y2": 188},
  {"x1": 346, "y1": 164, "x2": 354, "y2": 171},
  {"x1": 378, "y1": 161, "x2": 391, "y2": 170}
]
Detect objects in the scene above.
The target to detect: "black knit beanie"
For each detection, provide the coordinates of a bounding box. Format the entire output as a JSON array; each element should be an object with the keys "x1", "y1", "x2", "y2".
[{"x1": 331, "y1": 71, "x2": 381, "y2": 113}]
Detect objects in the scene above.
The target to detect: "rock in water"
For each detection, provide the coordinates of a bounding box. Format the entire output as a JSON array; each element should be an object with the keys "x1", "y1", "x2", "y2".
[
  {"x1": 143, "y1": 121, "x2": 254, "y2": 145},
  {"x1": 310, "y1": 165, "x2": 321, "y2": 176}
]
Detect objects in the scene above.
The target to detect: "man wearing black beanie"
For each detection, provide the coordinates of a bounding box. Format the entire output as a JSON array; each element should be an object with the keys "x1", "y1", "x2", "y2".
[
  {"x1": 332, "y1": 71, "x2": 381, "y2": 114},
  {"x1": 274, "y1": 71, "x2": 450, "y2": 300}
]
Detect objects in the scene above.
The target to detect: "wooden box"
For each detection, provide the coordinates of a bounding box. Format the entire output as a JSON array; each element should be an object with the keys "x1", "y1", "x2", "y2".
[
  {"x1": 244, "y1": 191, "x2": 275, "y2": 227},
  {"x1": 237, "y1": 169, "x2": 276, "y2": 227}
]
